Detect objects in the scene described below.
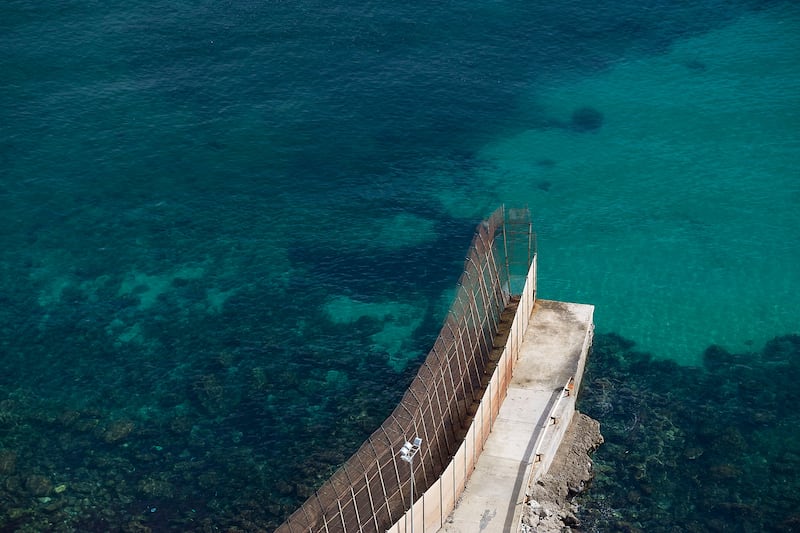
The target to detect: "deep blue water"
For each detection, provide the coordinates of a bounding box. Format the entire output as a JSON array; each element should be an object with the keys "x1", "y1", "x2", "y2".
[{"x1": 1, "y1": 0, "x2": 798, "y2": 530}]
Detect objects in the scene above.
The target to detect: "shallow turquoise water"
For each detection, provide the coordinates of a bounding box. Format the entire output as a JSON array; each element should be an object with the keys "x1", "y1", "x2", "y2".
[
  {"x1": 443, "y1": 6, "x2": 800, "y2": 363},
  {"x1": 1, "y1": 0, "x2": 798, "y2": 529}
]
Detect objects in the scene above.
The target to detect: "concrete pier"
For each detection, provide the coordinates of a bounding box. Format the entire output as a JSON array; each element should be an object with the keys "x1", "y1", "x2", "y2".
[
  {"x1": 440, "y1": 299, "x2": 594, "y2": 533},
  {"x1": 279, "y1": 211, "x2": 595, "y2": 533}
]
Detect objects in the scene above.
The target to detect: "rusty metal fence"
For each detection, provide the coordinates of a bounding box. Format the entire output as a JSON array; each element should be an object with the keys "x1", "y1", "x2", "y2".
[{"x1": 276, "y1": 206, "x2": 535, "y2": 533}]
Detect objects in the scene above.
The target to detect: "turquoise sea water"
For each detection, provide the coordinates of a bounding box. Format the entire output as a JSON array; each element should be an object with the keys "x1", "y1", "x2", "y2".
[{"x1": 1, "y1": 0, "x2": 798, "y2": 530}]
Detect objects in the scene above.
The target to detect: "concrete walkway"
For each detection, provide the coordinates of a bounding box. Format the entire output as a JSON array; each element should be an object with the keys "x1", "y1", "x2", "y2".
[{"x1": 440, "y1": 299, "x2": 594, "y2": 533}]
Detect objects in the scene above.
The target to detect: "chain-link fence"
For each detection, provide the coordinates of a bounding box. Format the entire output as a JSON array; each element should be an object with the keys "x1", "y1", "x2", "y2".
[{"x1": 277, "y1": 207, "x2": 535, "y2": 533}]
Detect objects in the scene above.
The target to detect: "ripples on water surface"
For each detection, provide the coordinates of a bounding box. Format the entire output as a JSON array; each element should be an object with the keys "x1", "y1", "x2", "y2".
[{"x1": 1, "y1": 0, "x2": 798, "y2": 530}]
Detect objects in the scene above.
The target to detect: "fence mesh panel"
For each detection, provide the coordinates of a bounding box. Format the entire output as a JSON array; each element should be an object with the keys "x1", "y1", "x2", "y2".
[{"x1": 277, "y1": 207, "x2": 534, "y2": 533}]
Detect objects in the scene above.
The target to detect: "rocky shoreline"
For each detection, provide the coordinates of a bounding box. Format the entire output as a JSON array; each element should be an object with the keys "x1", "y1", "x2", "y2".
[{"x1": 521, "y1": 412, "x2": 604, "y2": 533}]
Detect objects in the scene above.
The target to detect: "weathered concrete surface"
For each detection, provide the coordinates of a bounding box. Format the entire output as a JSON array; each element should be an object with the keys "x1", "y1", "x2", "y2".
[{"x1": 440, "y1": 300, "x2": 595, "y2": 533}]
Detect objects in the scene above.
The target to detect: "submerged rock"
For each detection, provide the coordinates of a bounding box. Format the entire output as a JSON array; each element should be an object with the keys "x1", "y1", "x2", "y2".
[
  {"x1": 0, "y1": 449, "x2": 17, "y2": 474},
  {"x1": 25, "y1": 474, "x2": 53, "y2": 497},
  {"x1": 137, "y1": 477, "x2": 175, "y2": 499},
  {"x1": 103, "y1": 419, "x2": 135, "y2": 443}
]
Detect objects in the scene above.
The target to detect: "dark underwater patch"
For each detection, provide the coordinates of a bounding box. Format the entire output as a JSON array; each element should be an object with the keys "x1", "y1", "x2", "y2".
[
  {"x1": 684, "y1": 59, "x2": 708, "y2": 72},
  {"x1": 576, "y1": 333, "x2": 800, "y2": 532},
  {"x1": 570, "y1": 106, "x2": 604, "y2": 133}
]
